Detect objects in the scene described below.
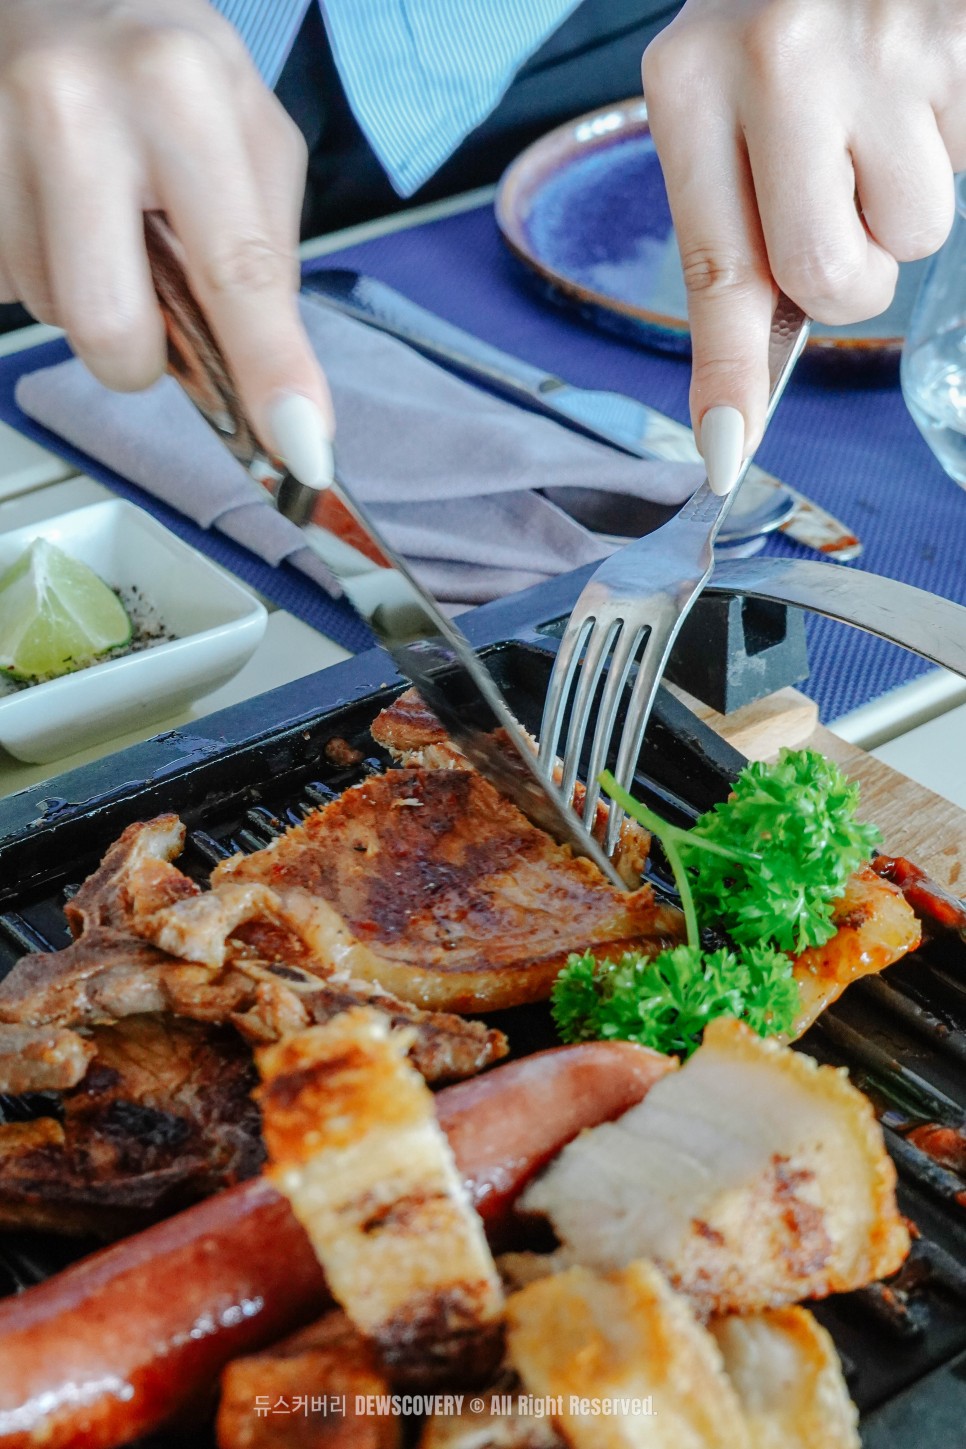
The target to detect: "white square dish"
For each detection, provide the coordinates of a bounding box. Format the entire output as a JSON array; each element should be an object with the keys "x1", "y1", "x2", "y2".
[{"x1": 0, "y1": 499, "x2": 267, "y2": 763}]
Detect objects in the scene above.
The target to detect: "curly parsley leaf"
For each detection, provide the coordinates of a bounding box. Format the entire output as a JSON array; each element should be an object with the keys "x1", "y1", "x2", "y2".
[
  {"x1": 551, "y1": 944, "x2": 800, "y2": 1059},
  {"x1": 682, "y1": 748, "x2": 881, "y2": 954}
]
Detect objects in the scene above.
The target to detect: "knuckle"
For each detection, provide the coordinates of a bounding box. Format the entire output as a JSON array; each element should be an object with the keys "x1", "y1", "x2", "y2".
[
  {"x1": 642, "y1": 27, "x2": 705, "y2": 104},
  {"x1": 125, "y1": 25, "x2": 219, "y2": 94},
  {"x1": 679, "y1": 246, "x2": 757, "y2": 298},
  {"x1": 5, "y1": 49, "x2": 96, "y2": 132},
  {"x1": 201, "y1": 235, "x2": 292, "y2": 296},
  {"x1": 772, "y1": 242, "x2": 866, "y2": 311},
  {"x1": 743, "y1": 0, "x2": 812, "y2": 80}
]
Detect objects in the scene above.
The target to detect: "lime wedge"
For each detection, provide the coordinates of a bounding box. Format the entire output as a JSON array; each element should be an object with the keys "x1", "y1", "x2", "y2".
[{"x1": 0, "y1": 538, "x2": 132, "y2": 681}]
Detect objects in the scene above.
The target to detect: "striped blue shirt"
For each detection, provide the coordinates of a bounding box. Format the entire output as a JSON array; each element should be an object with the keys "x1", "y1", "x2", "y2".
[{"x1": 211, "y1": 0, "x2": 579, "y2": 195}]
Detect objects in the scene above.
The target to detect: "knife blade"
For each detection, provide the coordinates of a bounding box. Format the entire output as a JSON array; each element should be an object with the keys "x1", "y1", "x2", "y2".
[
  {"x1": 302, "y1": 268, "x2": 862, "y2": 562},
  {"x1": 143, "y1": 213, "x2": 626, "y2": 889}
]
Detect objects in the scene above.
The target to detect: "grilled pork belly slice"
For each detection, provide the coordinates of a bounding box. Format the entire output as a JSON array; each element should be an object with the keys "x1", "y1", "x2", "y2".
[
  {"x1": 256, "y1": 1009, "x2": 504, "y2": 1384},
  {"x1": 505, "y1": 1261, "x2": 753, "y2": 1448},
  {"x1": 217, "y1": 1310, "x2": 400, "y2": 1449},
  {"x1": 521, "y1": 1018, "x2": 909, "y2": 1315},
  {"x1": 214, "y1": 768, "x2": 680, "y2": 1012},
  {"x1": 0, "y1": 1015, "x2": 262, "y2": 1237},
  {"x1": 370, "y1": 690, "x2": 651, "y2": 886},
  {"x1": 710, "y1": 1307, "x2": 859, "y2": 1449},
  {"x1": 788, "y1": 866, "x2": 920, "y2": 1038}
]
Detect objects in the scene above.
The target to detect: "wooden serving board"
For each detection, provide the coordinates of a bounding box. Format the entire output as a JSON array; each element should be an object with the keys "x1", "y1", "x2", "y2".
[{"x1": 674, "y1": 684, "x2": 966, "y2": 894}]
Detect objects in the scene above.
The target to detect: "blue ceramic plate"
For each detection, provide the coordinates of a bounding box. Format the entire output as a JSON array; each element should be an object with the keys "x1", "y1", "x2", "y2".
[{"x1": 495, "y1": 99, "x2": 925, "y2": 365}]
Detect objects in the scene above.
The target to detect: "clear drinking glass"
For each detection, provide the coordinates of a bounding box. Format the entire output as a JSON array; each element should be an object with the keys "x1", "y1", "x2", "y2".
[{"x1": 901, "y1": 174, "x2": 966, "y2": 487}]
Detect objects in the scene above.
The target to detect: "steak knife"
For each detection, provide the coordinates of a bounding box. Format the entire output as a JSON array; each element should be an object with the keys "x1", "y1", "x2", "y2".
[
  {"x1": 303, "y1": 268, "x2": 862, "y2": 561},
  {"x1": 143, "y1": 213, "x2": 626, "y2": 889}
]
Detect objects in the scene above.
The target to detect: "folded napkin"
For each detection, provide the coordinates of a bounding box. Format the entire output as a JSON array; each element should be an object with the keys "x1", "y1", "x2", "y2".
[{"x1": 15, "y1": 294, "x2": 702, "y2": 607}]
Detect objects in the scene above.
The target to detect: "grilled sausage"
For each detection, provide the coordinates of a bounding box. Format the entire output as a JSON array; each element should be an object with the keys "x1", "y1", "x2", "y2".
[{"x1": 0, "y1": 1041, "x2": 671, "y2": 1449}]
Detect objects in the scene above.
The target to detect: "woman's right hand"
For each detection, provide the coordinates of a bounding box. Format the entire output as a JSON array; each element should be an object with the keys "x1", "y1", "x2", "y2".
[
  {"x1": 0, "y1": 0, "x2": 334, "y2": 477},
  {"x1": 643, "y1": 0, "x2": 966, "y2": 489}
]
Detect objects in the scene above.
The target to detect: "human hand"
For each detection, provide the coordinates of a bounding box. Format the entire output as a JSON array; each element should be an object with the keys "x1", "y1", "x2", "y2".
[
  {"x1": 643, "y1": 0, "x2": 966, "y2": 492},
  {"x1": 0, "y1": 0, "x2": 333, "y2": 485}
]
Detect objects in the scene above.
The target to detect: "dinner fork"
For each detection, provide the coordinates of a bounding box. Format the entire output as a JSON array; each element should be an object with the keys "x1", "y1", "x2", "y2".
[{"x1": 538, "y1": 293, "x2": 810, "y2": 855}]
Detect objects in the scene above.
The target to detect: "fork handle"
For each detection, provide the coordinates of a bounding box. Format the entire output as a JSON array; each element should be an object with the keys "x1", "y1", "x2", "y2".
[{"x1": 678, "y1": 293, "x2": 811, "y2": 532}]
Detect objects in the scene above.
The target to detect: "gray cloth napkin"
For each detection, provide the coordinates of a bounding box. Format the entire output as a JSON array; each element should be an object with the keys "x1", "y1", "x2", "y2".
[{"x1": 15, "y1": 294, "x2": 701, "y2": 606}]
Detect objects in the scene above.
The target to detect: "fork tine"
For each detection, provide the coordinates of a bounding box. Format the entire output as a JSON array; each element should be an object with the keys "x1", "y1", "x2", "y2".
[
  {"x1": 579, "y1": 624, "x2": 648, "y2": 827},
  {"x1": 538, "y1": 615, "x2": 594, "y2": 775},
  {"x1": 603, "y1": 629, "x2": 677, "y2": 854},
  {"x1": 559, "y1": 619, "x2": 621, "y2": 806}
]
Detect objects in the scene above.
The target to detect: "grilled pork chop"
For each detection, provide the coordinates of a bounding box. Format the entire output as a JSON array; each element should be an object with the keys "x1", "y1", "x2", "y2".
[
  {"x1": 0, "y1": 817, "x2": 507, "y2": 1094},
  {"x1": 0, "y1": 1014, "x2": 262, "y2": 1237},
  {"x1": 213, "y1": 768, "x2": 681, "y2": 1012}
]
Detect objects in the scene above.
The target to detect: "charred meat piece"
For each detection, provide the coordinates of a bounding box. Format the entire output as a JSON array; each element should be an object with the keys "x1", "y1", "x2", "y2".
[
  {"x1": 0, "y1": 1014, "x2": 263, "y2": 1237},
  {"x1": 217, "y1": 1310, "x2": 400, "y2": 1449},
  {"x1": 293, "y1": 978, "x2": 506, "y2": 1084},
  {"x1": 257, "y1": 1009, "x2": 504, "y2": 1385},
  {"x1": 521, "y1": 1018, "x2": 909, "y2": 1316},
  {"x1": 371, "y1": 691, "x2": 651, "y2": 886},
  {"x1": 0, "y1": 816, "x2": 194, "y2": 1084},
  {"x1": 214, "y1": 768, "x2": 680, "y2": 1012},
  {"x1": 873, "y1": 853, "x2": 966, "y2": 941},
  {"x1": 788, "y1": 866, "x2": 921, "y2": 1039},
  {"x1": 370, "y1": 688, "x2": 470, "y2": 771}
]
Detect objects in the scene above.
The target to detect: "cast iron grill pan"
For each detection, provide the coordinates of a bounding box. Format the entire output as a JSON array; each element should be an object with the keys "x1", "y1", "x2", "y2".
[{"x1": 0, "y1": 628, "x2": 964, "y2": 1447}]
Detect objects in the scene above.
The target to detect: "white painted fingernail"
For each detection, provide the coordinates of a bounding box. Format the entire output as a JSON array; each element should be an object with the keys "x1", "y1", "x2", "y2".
[
  {"x1": 267, "y1": 393, "x2": 333, "y2": 490},
  {"x1": 700, "y1": 406, "x2": 746, "y2": 496}
]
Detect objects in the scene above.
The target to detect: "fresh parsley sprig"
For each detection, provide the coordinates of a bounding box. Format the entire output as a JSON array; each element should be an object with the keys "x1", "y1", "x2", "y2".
[
  {"x1": 550, "y1": 749, "x2": 880, "y2": 1058},
  {"x1": 551, "y1": 944, "x2": 800, "y2": 1059},
  {"x1": 683, "y1": 749, "x2": 881, "y2": 954}
]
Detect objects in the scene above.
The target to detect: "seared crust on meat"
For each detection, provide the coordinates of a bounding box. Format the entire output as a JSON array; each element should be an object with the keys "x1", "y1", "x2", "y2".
[
  {"x1": 0, "y1": 1015, "x2": 263, "y2": 1237},
  {"x1": 521, "y1": 1019, "x2": 909, "y2": 1316},
  {"x1": 217, "y1": 1310, "x2": 400, "y2": 1449},
  {"x1": 215, "y1": 769, "x2": 679, "y2": 1011},
  {"x1": 371, "y1": 689, "x2": 463, "y2": 767},
  {"x1": 256, "y1": 1010, "x2": 504, "y2": 1384},
  {"x1": 710, "y1": 1307, "x2": 859, "y2": 1449},
  {"x1": 506, "y1": 1261, "x2": 753, "y2": 1448},
  {"x1": 370, "y1": 691, "x2": 651, "y2": 887},
  {"x1": 295, "y1": 979, "x2": 507, "y2": 1083},
  {"x1": 789, "y1": 867, "x2": 921, "y2": 1038}
]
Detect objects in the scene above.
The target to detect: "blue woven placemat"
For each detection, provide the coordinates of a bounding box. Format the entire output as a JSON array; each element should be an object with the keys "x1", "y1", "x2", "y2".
[{"x1": 0, "y1": 202, "x2": 964, "y2": 719}]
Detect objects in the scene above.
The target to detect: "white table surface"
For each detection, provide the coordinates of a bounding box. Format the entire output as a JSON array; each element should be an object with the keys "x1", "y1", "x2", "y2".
[{"x1": 0, "y1": 190, "x2": 963, "y2": 808}]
